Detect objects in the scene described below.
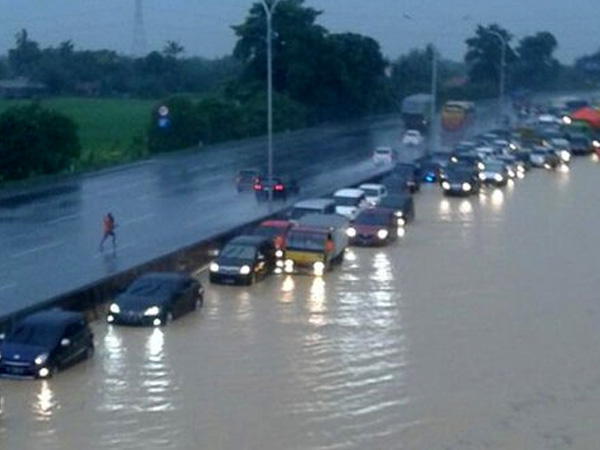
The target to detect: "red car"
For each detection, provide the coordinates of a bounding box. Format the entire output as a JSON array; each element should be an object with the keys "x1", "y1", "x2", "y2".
[
  {"x1": 253, "y1": 220, "x2": 294, "y2": 257},
  {"x1": 346, "y1": 208, "x2": 400, "y2": 246}
]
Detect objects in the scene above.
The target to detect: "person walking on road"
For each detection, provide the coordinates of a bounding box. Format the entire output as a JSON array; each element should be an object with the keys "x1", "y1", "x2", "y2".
[{"x1": 99, "y1": 212, "x2": 117, "y2": 251}]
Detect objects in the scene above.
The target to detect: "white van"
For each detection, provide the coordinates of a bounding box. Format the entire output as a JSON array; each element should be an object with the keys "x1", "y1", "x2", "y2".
[
  {"x1": 333, "y1": 188, "x2": 368, "y2": 220},
  {"x1": 287, "y1": 198, "x2": 336, "y2": 222}
]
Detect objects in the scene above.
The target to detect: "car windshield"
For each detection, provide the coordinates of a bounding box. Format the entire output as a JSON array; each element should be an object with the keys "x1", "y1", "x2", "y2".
[
  {"x1": 445, "y1": 169, "x2": 472, "y2": 180},
  {"x1": 355, "y1": 213, "x2": 387, "y2": 226},
  {"x1": 375, "y1": 148, "x2": 391, "y2": 155},
  {"x1": 334, "y1": 195, "x2": 361, "y2": 207},
  {"x1": 220, "y1": 244, "x2": 256, "y2": 260},
  {"x1": 8, "y1": 322, "x2": 61, "y2": 347},
  {"x1": 287, "y1": 232, "x2": 326, "y2": 251},
  {"x1": 363, "y1": 188, "x2": 380, "y2": 197},
  {"x1": 484, "y1": 162, "x2": 505, "y2": 171}
]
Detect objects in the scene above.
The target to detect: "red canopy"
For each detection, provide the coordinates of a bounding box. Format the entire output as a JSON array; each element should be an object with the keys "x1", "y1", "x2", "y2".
[{"x1": 570, "y1": 107, "x2": 600, "y2": 128}]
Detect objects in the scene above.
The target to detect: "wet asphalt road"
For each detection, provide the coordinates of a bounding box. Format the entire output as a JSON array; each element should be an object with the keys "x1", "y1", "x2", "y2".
[
  {"x1": 1, "y1": 153, "x2": 599, "y2": 450},
  {"x1": 0, "y1": 117, "x2": 406, "y2": 317}
]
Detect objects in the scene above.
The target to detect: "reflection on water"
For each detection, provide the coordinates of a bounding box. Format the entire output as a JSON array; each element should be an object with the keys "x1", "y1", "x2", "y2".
[
  {"x1": 280, "y1": 275, "x2": 295, "y2": 304},
  {"x1": 491, "y1": 188, "x2": 505, "y2": 209},
  {"x1": 308, "y1": 277, "x2": 327, "y2": 327},
  {"x1": 33, "y1": 381, "x2": 56, "y2": 421}
]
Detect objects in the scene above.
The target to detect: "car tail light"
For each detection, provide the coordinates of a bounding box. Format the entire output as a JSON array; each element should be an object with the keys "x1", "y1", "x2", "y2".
[
  {"x1": 254, "y1": 183, "x2": 262, "y2": 191},
  {"x1": 274, "y1": 184, "x2": 284, "y2": 191}
]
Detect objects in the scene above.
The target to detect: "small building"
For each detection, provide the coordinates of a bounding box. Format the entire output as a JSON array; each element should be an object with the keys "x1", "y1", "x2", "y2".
[{"x1": 0, "y1": 78, "x2": 47, "y2": 99}]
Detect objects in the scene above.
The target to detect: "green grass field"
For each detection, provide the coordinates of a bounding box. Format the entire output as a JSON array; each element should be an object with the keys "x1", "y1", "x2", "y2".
[{"x1": 0, "y1": 97, "x2": 157, "y2": 170}]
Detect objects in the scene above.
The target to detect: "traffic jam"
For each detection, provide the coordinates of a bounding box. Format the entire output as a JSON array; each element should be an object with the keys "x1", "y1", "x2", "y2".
[{"x1": 1, "y1": 95, "x2": 599, "y2": 381}]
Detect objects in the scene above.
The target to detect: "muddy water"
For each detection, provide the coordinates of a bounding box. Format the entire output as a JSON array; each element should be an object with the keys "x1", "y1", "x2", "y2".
[{"x1": 1, "y1": 158, "x2": 600, "y2": 450}]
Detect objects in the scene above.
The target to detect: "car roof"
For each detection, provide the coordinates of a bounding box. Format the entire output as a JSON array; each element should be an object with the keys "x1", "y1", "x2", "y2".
[
  {"x1": 292, "y1": 198, "x2": 335, "y2": 209},
  {"x1": 298, "y1": 213, "x2": 349, "y2": 228},
  {"x1": 333, "y1": 188, "x2": 365, "y2": 198},
  {"x1": 19, "y1": 309, "x2": 85, "y2": 327},
  {"x1": 228, "y1": 235, "x2": 272, "y2": 246},
  {"x1": 137, "y1": 272, "x2": 192, "y2": 283},
  {"x1": 359, "y1": 183, "x2": 385, "y2": 191}
]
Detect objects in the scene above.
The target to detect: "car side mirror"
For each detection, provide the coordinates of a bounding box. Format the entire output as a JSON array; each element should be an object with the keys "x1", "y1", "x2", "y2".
[{"x1": 60, "y1": 338, "x2": 71, "y2": 347}]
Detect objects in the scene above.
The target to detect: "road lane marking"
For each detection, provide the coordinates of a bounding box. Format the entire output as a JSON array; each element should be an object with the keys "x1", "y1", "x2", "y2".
[
  {"x1": 11, "y1": 240, "x2": 64, "y2": 258},
  {"x1": 46, "y1": 213, "x2": 82, "y2": 225},
  {"x1": 0, "y1": 282, "x2": 16, "y2": 292},
  {"x1": 120, "y1": 213, "x2": 155, "y2": 226}
]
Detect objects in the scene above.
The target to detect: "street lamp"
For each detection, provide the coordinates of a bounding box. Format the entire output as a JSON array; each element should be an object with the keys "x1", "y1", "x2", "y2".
[
  {"x1": 429, "y1": 45, "x2": 438, "y2": 155},
  {"x1": 259, "y1": 0, "x2": 282, "y2": 212},
  {"x1": 486, "y1": 30, "x2": 507, "y2": 124}
]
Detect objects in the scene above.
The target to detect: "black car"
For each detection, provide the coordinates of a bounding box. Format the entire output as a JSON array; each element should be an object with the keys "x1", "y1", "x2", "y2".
[
  {"x1": 380, "y1": 174, "x2": 412, "y2": 195},
  {"x1": 448, "y1": 151, "x2": 485, "y2": 173},
  {"x1": 567, "y1": 133, "x2": 593, "y2": 155},
  {"x1": 440, "y1": 167, "x2": 481, "y2": 196},
  {"x1": 390, "y1": 163, "x2": 420, "y2": 193},
  {"x1": 529, "y1": 146, "x2": 562, "y2": 169},
  {"x1": 209, "y1": 235, "x2": 277, "y2": 285},
  {"x1": 107, "y1": 272, "x2": 204, "y2": 327},
  {"x1": 254, "y1": 176, "x2": 299, "y2": 202},
  {"x1": 378, "y1": 194, "x2": 415, "y2": 225},
  {"x1": 0, "y1": 309, "x2": 94, "y2": 379},
  {"x1": 235, "y1": 168, "x2": 262, "y2": 192},
  {"x1": 414, "y1": 153, "x2": 449, "y2": 182}
]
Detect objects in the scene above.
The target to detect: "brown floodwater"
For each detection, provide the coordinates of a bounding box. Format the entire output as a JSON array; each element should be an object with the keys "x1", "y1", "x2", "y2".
[{"x1": 2, "y1": 156, "x2": 600, "y2": 450}]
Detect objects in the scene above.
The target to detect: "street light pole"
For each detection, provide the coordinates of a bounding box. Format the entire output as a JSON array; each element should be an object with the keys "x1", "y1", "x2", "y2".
[
  {"x1": 259, "y1": 0, "x2": 282, "y2": 212},
  {"x1": 429, "y1": 46, "x2": 437, "y2": 156},
  {"x1": 487, "y1": 30, "x2": 506, "y2": 124}
]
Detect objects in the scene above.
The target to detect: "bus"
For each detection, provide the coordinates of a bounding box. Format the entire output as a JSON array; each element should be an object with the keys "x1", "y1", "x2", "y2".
[{"x1": 441, "y1": 101, "x2": 476, "y2": 131}]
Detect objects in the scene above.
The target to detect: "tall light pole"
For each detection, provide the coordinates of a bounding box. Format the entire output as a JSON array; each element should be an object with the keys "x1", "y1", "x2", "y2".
[
  {"x1": 429, "y1": 45, "x2": 438, "y2": 155},
  {"x1": 486, "y1": 30, "x2": 506, "y2": 124},
  {"x1": 259, "y1": 0, "x2": 282, "y2": 212}
]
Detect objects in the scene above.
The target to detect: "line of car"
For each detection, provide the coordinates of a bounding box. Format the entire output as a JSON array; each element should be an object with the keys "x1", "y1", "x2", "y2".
[{"x1": 1, "y1": 103, "x2": 596, "y2": 380}]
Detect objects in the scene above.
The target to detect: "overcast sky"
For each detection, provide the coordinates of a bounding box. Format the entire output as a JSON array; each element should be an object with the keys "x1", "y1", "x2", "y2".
[{"x1": 0, "y1": 0, "x2": 598, "y2": 63}]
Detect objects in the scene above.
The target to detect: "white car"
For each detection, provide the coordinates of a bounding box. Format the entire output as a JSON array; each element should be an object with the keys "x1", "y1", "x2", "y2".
[
  {"x1": 402, "y1": 129, "x2": 424, "y2": 146},
  {"x1": 372, "y1": 146, "x2": 394, "y2": 165},
  {"x1": 358, "y1": 183, "x2": 388, "y2": 206},
  {"x1": 333, "y1": 188, "x2": 369, "y2": 220}
]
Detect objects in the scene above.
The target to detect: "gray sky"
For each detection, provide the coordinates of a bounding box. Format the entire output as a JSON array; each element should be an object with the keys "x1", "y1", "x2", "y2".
[{"x1": 0, "y1": 0, "x2": 598, "y2": 63}]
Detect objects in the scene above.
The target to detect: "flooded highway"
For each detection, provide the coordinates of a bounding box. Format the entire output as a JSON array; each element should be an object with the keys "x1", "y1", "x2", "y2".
[{"x1": 2, "y1": 156, "x2": 600, "y2": 449}]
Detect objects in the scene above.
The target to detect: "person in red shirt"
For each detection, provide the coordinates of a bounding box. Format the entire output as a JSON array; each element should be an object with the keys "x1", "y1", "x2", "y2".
[{"x1": 99, "y1": 213, "x2": 116, "y2": 251}]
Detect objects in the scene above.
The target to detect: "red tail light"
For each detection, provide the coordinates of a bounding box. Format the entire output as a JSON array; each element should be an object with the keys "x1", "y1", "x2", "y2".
[
  {"x1": 254, "y1": 183, "x2": 262, "y2": 191},
  {"x1": 274, "y1": 184, "x2": 284, "y2": 191}
]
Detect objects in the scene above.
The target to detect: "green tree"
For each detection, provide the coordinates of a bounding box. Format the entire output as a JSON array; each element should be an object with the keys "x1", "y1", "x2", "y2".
[
  {"x1": 8, "y1": 29, "x2": 42, "y2": 78},
  {"x1": 513, "y1": 32, "x2": 560, "y2": 89},
  {"x1": 465, "y1": 24, "x2": 517, "y2": 88},
  {"x1": 147, "y1": 96, "x2": 204, "y2": 153},
  {"x1": 0, "y1": 103, "x2": 81, "y2": 181}
]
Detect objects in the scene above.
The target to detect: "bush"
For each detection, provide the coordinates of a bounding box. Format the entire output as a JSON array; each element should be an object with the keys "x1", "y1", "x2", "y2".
[{"x1": 0, "y1": 103, "x2": 80, "y2": 182}]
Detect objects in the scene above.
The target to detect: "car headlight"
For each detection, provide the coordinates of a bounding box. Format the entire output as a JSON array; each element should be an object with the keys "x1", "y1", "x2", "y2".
[
  {"x1": 209, "y1": 262, "x2": 219, "y2": 273},
  {"x1": 397, "y1": 218, "x2": 406, "y2": 226},
  {"x1": 507, "y1": 169, "x2": 515, "y2": 178},
  {"x1": 478, "y1": 173, "x2": 485, "y2": 181},
  {"x1": 441, "y1": 181, "x2": 450, "y2": 190},
  {"x1": 109, "y1": 303, "x2": 120, "y2": 314},
  {"x1": 462, "y1": 182, "x2": 472, "y2": 192},
  {"x1": 494, "y1": 174, "x2": 504, "y2": 182},
  {"x1": 275, "y1": 249, "x2": 283, "y2": 258},
  {"x1": 143, "y1": 306, "x2": 161, "y2": 316},
  {"x1": 313, "y1": 261, "x2": 325, "y2": 276},
  {"x1": 394, "y1": 210, "x2": 403, "y2": 218},
  {"x1": 593, "y1": 139, "x2": 600, "y2": 148},
  {"x1": 377, "y1": 229, "x2": 389, "y2": 240},
  {"x1": 34, "y1": 352, "x2": 49, "y2": 366},
  {"x1": 347, "y1": 227, "x2": 357, "y2": 237},
  {"x1": 560, "y1": 150, "x2": 570, "y2": 161},
  {"x1": 477, "y1": 162, "x2": 485, "y2": 170},
  {"x1": 239, "y1": 265, "x2": 251, "y2": 275}
]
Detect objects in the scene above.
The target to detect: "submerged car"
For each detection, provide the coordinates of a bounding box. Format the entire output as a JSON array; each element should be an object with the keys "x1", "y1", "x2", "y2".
[
  {"x1": 107, "y1": 272, "x2": 204, "y2": 326},
  {"x1": 333, "y1": 188, "x2": 369, "y2": 220},
  {"x1": 378, "y1": 194, "x2": 415, "y2": 226},
  {"x1": 235, "y1": 168, "x2": 262, "y2": 192},
  {"x1": 478, "y1": 160, "x2": 510, "y2": 186},
  {"x1": 415, "y1": 153, "x2": 449, "y2": 182},
  {"x1": 287, "y1": 198, "x2": 336, "y2": 222},
  {"x1": 440, "y1": 167, "x2": 480, "y2": 196},
  {"x1": 210, "y1": 235, "x2": 277, "y2": 285},
  {"x1": 0, "y1": 309, "x2": 94, "y2": 379},
  {"x1": 347, "y1": 208, "x2": 400, "y2": 246},
  {"x1": 253, "y1": 220, "x2": 294, "y2": 258},
  {"x1": 390, "y1": 163, "x2": 421, "y2": 193},
  {"x1": 372, "y1": 146, "x2": 394, "y2": 165},
  {"x1": 358, "y1": 183, "x2": 388, "y2": 206},
  {"x1": 530, "y1": 146, "x2": 561, "y2": 169}
]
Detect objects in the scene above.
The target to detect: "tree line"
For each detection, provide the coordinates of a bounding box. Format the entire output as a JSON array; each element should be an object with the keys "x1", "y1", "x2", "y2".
[{"x1": 1, "y1": 0, "x2": 599, "y2": 182}]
